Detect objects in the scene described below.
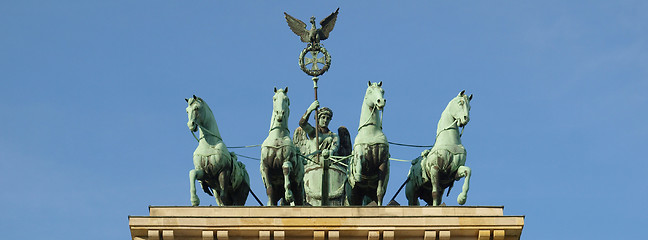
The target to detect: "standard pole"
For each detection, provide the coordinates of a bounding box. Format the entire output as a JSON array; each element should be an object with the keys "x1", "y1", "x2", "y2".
[{"x1": 312, "y1": 77, "x2": 329, "y2": 206}]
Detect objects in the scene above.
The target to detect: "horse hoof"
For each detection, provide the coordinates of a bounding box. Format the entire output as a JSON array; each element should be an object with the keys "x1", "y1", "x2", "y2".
[
  {"x1": 285, "y1": 190, "x2": 294, "y2": 203},
  {"x1": 457, "y1": 193, "x2": 467, "y2": 205}
]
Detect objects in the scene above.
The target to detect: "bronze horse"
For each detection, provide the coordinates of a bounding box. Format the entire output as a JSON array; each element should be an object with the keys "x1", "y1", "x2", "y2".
[
  {"x1": 406, "y1": 90, "x2": 473, "y2": 206},
  {"x1": 261, "y1": 88, "x2": 304, "y2": 206},
  {"x1": 347, "y1": 82, "x2": 390, "y2": 205},
  {"x1": 186, "y1": 95, "x2": 250, "y2": 206}
]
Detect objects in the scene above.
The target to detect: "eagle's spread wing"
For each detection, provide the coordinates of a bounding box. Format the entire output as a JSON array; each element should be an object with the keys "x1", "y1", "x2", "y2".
[
  {"x1": 337, "y1": 126, "x2": 352, "y2": 157},
  {"x1": 318, "y1": 8, "x2": 339, "y2": 41},
  {"x1": 284, "y1": 12, "x2": 309, "y2": 42}
]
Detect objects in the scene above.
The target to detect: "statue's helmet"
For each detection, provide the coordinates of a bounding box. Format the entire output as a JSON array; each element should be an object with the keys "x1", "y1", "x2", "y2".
[{"x1": 316, "y1": 107, "x2": 333, "y2": 120}]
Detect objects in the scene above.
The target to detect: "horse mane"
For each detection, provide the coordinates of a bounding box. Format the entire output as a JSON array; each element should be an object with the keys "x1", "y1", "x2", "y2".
[
  {"x1": 439, "y1": 95, "x2": 467, "y2": 127},
  {"x1": 191, "y1": 97, "x2": 222, "y2": 140},
  {"x1": 196, "y1": 97, "x2": 214, "y2": 118}
]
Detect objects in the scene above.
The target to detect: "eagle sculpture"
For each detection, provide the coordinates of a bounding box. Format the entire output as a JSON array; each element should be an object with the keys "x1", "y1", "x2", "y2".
[{"x1": 284, "y1": 8, "x2": 339, "y2": 45}]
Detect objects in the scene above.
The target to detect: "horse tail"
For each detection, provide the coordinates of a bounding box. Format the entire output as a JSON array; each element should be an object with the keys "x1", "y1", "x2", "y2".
[
  {"x1": 446, "y1": 181, "x2": 454, "y2": 197},
  {"x1": 201, "y1": 181, "x2": 213, "y2": 196}
]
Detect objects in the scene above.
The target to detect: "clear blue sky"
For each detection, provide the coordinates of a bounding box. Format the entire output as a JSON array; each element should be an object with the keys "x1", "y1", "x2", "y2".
[{"x1": 1, "y1": 1, "x2": 646, "y2": 239}]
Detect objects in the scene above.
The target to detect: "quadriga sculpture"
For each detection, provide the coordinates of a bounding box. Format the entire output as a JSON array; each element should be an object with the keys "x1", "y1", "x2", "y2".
[
  {"x1": 347, "y1": 81, "x2": 390, "y2": 206},
  {"x1": 186, "y1": 95, "x2": 250, "y2": 206},
  {"x1": 406, "y1": 90, "x2": 473, "y2": 206},
  {"x1": 260, "y1": 87, "x2": 304, "y2": 206}
]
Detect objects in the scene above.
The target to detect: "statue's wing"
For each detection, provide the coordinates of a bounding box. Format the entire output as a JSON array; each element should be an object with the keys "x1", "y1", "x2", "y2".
[
  {"x1": 318, "y1": 8, "x2": 339, "y2": 41},
  {"x1": 337, "y1": 126, "x2": 352, "y2": 157},
  {"x1": 284, "y1": 12, "x2": 309, "y2": 42},
  {"x1": 293, "y1": 126, "x2": 309, "y2": 156}
]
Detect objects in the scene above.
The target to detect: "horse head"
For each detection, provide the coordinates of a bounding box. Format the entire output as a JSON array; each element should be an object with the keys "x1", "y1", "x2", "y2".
[
  {"x1": 365, "y1": 81, "x2": 386, "y2": 110},
  {"x1": 185, "y1": 95, "x2": 203, "y2": 132},
  {"x1": 272, "y1": 87, "x2": 290, "y2": 123},
  {"x1": 450, "y1": 90, "x2": 473, "y2": 127}
]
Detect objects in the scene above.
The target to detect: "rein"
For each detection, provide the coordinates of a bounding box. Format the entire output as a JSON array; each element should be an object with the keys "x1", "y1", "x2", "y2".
[
  {"x1": 188, "y1": 104, "x2": 223, "y2": 143},
  {"x1": 190, "y1": 124, "x2": 223, "y2": 143},
  {"x1": 268, "y1": 110, "x2": 290, "y2": 133},
  {"x1": 268, "y1": 126, "x2": 290, "y2": 134},
  {"x1": 434, "y1": 119, "x2": 466, "y2": 142},
  {"x1": 387, "y1": 119, "x2": 464, "y2": 149},
  {"x1": 358, "y1": 105, "x2": 383, "y2": 131},
  {"x1": 436, "y1": 119, "x2": 459, "y2": 139}
]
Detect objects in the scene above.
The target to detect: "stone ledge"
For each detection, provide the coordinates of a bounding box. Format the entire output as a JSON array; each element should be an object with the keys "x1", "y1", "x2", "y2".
[
  {"x1": 147, "y1": 206, "x2": 506, "y2": 217},
  {"x1": 130, "y1": 206, "x2": 524, "y2": 240}
]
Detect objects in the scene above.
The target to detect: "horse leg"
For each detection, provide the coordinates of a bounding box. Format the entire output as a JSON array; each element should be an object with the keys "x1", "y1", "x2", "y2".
[
  {"x1": 293, "y1": 181, "x2": 304, "y2": 206},
  {"x1": 429, "y1": 168, "x2": 440, "y2": 206},
  {"x1": 282, "y1": 160, "x2": 294, "y2": 205},
  {"x1": 232, "y1": 179, "x2": 250, "y2": 206},
  {"x1": 346, "y1": 181, "x2": 363, "y2": 206},
  {"x1": 437, "y1": 188, "x2": 444, "y2": 206},
  {"x1": 421, "y1": 188, "x2": 434, "y2": 206},
  {"x1": 405, "y1": 178, "x2": 420, "y2": 206},
  {"x1": 218, "y1": 170, "x2": 233, "y2": 206},
  {"x1": 350, "y1": 148, "x2": 363, "y2": 184},
  {"x1": 260, "y1": 167, "x2": 276, "y2": 206},
  {"x1": 376, "y1": 160, "x2": 389, "y2": 206},
  {"x1": 346, "y1": 159, "x2": 356, "y2": 205},
  {"x1": 212, "y1": 188, "x2": 223, "y2": 206},
  {"x1": 291, "y1": 153, "x2": 304, "y2": 206},
  {"x1": 260, "y1": 148, "x2": 275, "y2": 206},
  {"x1": 455, "y1": 166, "x2": 471, "y2": 205},
  {"x1": 209, "y1": 176, "x2": 224, "y2": 206},
  {"x1": 189, "y1": 168, "x2": 204, "y2": 206}
]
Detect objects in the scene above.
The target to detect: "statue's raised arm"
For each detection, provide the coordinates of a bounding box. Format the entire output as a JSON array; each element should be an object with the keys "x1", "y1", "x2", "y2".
[{"x1": 297, "y1": 100, "x2": 339, "y2": 159}]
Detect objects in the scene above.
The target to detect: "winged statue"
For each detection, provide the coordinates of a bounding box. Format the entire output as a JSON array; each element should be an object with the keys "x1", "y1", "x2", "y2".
[
  {"x1": 293, "y1": 100, "x2": 351, "y2": 206},
  {"x1": 284, "y1": 8, "x2": 339, "y2": 45}
]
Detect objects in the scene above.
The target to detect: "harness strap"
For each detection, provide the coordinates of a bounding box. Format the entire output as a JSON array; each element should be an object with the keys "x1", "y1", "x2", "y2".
[
  {"x1": 269, "y1": 126, "x2": 290, "y2": 133},
  {"x1": 200, "y1": 125, "x2": 223, "y2": 142},
  {"x1": 358, "y1": 106, "x2": 383, "y2": 131}
]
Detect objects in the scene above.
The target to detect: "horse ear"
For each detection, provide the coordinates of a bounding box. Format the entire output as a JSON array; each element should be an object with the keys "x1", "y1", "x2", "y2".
[
  {"x1": 459, "y1": 90, "x2": 465, "y2": 96},
  {"x1": 284, "y1": 87, "x2": 288, "y2": 93},
  {"x1": 193, "y1": 95, "x2": 197, "y2": 100},
  {"x1": 368, "y1": 81, "x2": 371, "y2": 87},
  {"x1": 469, "y1": 94, "x2": 473, "y2": 101},
  {"x1": 274, "y1": 87, "x2": 277, "y2": 93},
  {"x1": 185, "y1": 98, "x2": 189, "y2": 103},
  {"x1": 378, "y1": 81, "x2": 382, "y2": 87}
]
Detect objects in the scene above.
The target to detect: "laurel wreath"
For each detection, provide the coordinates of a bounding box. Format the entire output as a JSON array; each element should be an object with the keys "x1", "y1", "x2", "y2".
[{"x1": 299, "y1": 44, "x2": 331, "y2": 77}]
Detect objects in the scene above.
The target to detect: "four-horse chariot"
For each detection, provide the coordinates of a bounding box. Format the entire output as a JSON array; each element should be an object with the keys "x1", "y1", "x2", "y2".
[{"x1": 183, "y1": 8, "x2": 476, "y2": 207}]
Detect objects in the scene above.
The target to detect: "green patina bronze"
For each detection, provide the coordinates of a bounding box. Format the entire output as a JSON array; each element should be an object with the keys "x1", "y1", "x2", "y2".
[
  {"x1": 299, "y1": 44, "x2": 331, "y2": 77},
  {"x1": 260, "y1": 87, "x2": 305, "y2": 206},
  {"x1": 294, "y1": 100, "x2": 352, "y2": 206},
  {"x1": 285, "y1": 9, "x2": 346, "y2": 205},
  {"x1": 186, "y1": 95, "x2": 250, "y2": 206},
  {"x1": 347, "y1": 81, "x2": 390, "y2": 206},
  {"x1": 285, "y1": 8, "x2": 338, "y2": 77},
  {"x1": 284, "y1": 8, "x2": 338, "y2": 46},
  {"x1": 177, "y1": 9, "x2": 481, "y2": 208},
  {"x1": 406, "y1": 90, "x2": 473, "y2": 206}
]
